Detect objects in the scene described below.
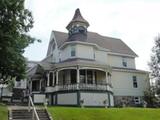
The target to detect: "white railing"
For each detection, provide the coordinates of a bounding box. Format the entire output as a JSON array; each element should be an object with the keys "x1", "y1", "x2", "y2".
[
  {"x1": 28, "y1": 96, "x2": 40, "y2": 120},
  {"x1": 46, "y1": 83, "x2": 113, "y2": 92}
]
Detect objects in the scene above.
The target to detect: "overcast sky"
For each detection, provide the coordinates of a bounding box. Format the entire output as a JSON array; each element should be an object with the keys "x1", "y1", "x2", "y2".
[{"x1": 24, "y1": 0, "x2": 160, "y2": 71}]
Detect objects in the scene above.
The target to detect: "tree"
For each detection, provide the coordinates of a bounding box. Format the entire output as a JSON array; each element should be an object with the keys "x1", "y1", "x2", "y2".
[
  {"x1": 0, "y1": 0, "x2": 39, "y2": 84},
  {"x1": 144, "y1": 84, "x2": 157, "y2": 107},
  {"x1": 149, "y1": 35, "x2": 160, "y2": 97}
]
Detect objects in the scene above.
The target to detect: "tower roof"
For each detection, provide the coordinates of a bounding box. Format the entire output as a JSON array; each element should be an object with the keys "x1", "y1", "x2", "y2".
[{"x1": 66, "y1": 8, "x2": 89, "y2": 30}]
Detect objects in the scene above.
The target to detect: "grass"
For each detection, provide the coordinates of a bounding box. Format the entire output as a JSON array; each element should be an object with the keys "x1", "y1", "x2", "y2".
[
  {"x1": 48, "y1": 107, "x2": 160, "y2": 120},
  {"x1": 0, "y1": 103, "x2": 8, "y2": 120}
]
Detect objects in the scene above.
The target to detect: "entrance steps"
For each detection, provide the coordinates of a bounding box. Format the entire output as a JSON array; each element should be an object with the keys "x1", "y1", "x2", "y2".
[{"x1": 8, "y1": 106, "x2": 52, "y2": 120}]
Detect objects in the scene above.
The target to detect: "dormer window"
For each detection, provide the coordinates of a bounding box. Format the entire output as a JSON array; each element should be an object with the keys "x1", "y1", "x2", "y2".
[
  {"x1": 122, "y1": 57, "x2": 127, "y2": 67},
  {"x1": 71, "y1": 46, "x2": 76, "y2": 57}
]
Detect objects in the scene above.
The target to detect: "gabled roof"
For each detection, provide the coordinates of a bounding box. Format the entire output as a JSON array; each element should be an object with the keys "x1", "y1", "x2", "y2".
[{"x1": 53, "y1": 30, "x2": 138, "y2": 57}]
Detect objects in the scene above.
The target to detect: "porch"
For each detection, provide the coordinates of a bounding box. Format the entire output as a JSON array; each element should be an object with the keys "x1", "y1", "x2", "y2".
[
  {"x1": 45, "y1": 68, "x2": 112, "y2": 93},
  {"x1": 29, "y1": 64, "x2": 114, "y2": 106}
]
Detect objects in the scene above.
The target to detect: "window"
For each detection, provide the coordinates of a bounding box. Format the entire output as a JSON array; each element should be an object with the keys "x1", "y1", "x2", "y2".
[
  {"x1": 71, "y1": 46, "x2": 76, "y2": 57},
  {"x1": 122, "y1": 57, "x2": 127, "y2": 67},
  {"x1": 95, "y1": 71, "x2": 97, "y2": 84},
  {"x1": 79, "y1": 26, "x2": 85, "y2": 34},
  {"x1": 93, "y1": 52, "x2": 95, "y2": 59},
  {"x1": 54, "y1": 75, "x2": 56, "y2": 86},
  {"x1": 80, "y1": 70, "x2": 86, "y2": 83},
  {"x1": 87, "y1": 70, "x2": 93, "y2": 84},
  {"x1": 134, "y1": 97, "x2": 140, "y2": 104},
  {"x1": 62, "y1": 73, "x2": 66, "y2": 85},
  {"x1": 70, "y1": 70, "x2": 77, "y2": 84},
  {"x1": 49, "y1": 72, "x2": 53, "y2": 86},
  {"x1": 32, "y1": 80, "x2": 40, "y2": 91},
  {"x1": 133, "y1": 76, "x2": 138, "y2": 88}
]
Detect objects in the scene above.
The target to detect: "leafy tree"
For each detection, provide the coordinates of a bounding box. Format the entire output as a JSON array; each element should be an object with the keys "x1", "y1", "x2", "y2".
[
  {"x1": 0, "y1": 0, "x2": 39, "y2": 84},
  {"x1": 149, "y1": 35, "x2": 160, "y2": 97},
  {"x1": 144, "y1": 84, "x2": 158, "y2": 107}
]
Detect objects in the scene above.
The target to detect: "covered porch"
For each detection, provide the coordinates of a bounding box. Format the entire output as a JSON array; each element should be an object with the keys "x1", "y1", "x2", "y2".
[{"x1": 45, "y1": 66, "x2": 112, "y2": 93}]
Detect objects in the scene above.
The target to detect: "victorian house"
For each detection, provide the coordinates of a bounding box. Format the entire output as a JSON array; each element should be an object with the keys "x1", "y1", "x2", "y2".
[{"x1": 27, "y1": 8, "x2": 149, "y2": 107}]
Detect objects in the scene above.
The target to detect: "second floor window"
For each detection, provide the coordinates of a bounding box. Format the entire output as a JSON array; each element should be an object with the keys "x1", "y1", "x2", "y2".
[
  {"x1": 133, "y1": 76, "x2": 138, "y2": 88},
  {"x1": 71, "y1": 46, "x2": 76, "y2": 57},
  {"x1": 122, "y1": 57, "x2": 127, "y2": 67}
]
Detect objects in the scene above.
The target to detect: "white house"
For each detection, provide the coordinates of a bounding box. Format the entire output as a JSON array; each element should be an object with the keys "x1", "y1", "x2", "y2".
[{"x1": 27, "y1": 8, "x2": 149, "y2": 107}]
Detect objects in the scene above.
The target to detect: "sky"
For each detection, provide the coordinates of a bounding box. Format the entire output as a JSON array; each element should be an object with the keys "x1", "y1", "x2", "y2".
[{"x1": 24, "y1": 0, "x2": 160, "y2": 71}]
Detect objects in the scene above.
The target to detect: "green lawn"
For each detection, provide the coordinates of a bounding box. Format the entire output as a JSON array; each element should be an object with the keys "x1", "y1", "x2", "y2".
[
  {"x1": 0, "y1": 104, "x2": 8, "y2": 120},
  {"x1": 48, "y1": 107, "x2": 160, "y2": 120}
]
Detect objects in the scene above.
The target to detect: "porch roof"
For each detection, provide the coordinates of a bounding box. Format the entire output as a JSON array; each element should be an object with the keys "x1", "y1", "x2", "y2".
[
  {"x1": 53, "y1": 58, "x2": 110, "y2": 71},
  {"x1": 27, "y1": 58, "x2": 111, "y2": 77},
  {"x1": 27, "y1": 62, "x2": 53, "y2": 78}
]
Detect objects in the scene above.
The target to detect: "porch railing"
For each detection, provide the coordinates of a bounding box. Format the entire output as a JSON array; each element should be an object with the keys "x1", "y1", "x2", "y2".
[{"x1": 46, "y1": 83, "x2": 112, "y2": 92}]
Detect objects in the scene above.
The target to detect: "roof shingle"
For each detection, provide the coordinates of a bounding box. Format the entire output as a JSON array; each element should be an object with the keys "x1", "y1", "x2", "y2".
[{"x1": 53, "y1": 30, "x2": 138, "y2": 57}]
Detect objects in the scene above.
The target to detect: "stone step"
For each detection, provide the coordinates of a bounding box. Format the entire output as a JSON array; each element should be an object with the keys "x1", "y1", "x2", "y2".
[{"x1": 10, "y1": 108, "x2": 51, "y2": 120}]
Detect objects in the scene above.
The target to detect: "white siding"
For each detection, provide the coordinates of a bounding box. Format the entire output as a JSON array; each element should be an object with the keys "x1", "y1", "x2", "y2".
[
  {"x1": 95, "y1": 50, "x2": 107, "y2": 64},
  {"x1": 80, "y1": 93, "x2": 108, "y2": 106},
  {"x1": 33, "y1": 94, "x2": 45, "y2": 103},
  {"x1": 111, "y1": 71, "x2": 148, "y2": 96},
  {"x1": 108, "y1": 54, "x2": 136, "y2": 68},
  {"x1": 61, "y1": 44, "x2": 95, "y2": 61},
  {"x1": 76, "y1": 44, "x2": 94, "y2": 59},
  {"x1": 57, "y1": 93, "x2": 77, "y2": 105},
  {"x1": 61, "y1": 46, "x2": 71, "y2": 61},
  {"x1": 14, "y1": 80, "x2": 27, "y2": 89},
  {"x1": 60, "y1": 44, "x2": 109, "y2": 63},
  {"x1": 0, "y1": 87, "x2": 12, "y2": 97},
  {"x1": 52, "y1": 47, "x2": 59, "y2": 63}
]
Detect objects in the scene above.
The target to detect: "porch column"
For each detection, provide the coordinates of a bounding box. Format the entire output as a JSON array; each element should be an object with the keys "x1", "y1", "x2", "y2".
[
  {"x1": 47, "y1": 72, "x2": 50, "y2": 86},
  {"x1": 39, "y1": 79, "x2": 42, "y2": 90},
  {"x1": 108, "y1": 74, "x2": 112, "y2": 85},
  {"x1": 106, "y1": 72, "x2": 109, "y2": 91},
  {"x1": 29, "y1": 78, "x2": 32, "y2": 93},
  {"x1": 56, "y1": 71, "x2": 59, "y2": 85},
  {"x1": 92, "y1": 70, "x2": 95, "y2": 84},
  {"x1": 85, "y1": 70, "x2": 87, "y2": 84},
  {"x1": 77, "y1": 66, "x2": 80, "y2": 89},
  {"x1": 52, "y1": 72, "x2": 55, "y2": 86},
  {"x1": 106, "y1": 72, "x2": 108, "y2": 84}
]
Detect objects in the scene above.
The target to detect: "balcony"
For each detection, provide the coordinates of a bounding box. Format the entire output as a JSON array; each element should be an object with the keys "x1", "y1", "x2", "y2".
[{"x1": 45, "y1": 83, "x2": 112, "y2": 93}]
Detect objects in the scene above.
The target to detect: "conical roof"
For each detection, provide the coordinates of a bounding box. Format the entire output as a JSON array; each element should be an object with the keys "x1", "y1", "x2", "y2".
[{"x1": 66, "y1": 8, "x2": 89, "y2": 30}]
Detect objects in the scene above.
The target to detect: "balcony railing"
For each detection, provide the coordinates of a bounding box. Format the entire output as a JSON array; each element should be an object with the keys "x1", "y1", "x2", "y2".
[{"x1": 45, "y1": 83, "x2": 112, "y2": 93}]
